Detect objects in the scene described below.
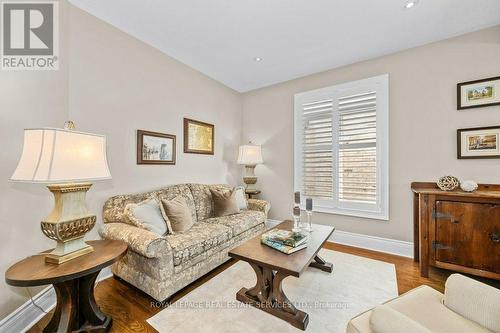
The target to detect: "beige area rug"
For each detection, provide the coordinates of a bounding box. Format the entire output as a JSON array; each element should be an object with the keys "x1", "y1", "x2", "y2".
[{"x1": 148, "y1": 249, "x2": 398, "y2": 333}]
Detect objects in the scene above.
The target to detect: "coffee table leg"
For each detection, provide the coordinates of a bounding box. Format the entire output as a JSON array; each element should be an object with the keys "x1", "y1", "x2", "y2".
[
  {"x1": 309, "y1": 255, "x2": 333, "y2": 273},
  {"x1": 236, "y1": 263, "x2": 309, "y2": 330}
]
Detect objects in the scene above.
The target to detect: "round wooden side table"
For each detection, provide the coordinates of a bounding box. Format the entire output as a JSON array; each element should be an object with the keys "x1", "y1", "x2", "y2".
[{"x1": 5, "y1": 240, "x2": 127, "y2": 333}]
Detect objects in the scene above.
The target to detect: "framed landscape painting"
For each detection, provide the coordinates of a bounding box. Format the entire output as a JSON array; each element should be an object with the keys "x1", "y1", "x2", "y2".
[
  {"x1": 457, "y1": 126, "x2": 500, "y2": 159},
  {"x1": 183, "y1": 118, "x2": 214, "y2": 155},
  {"x1": 457, "y1": 76, "x2": 500, "y2": 110},
  {"x1": 137, "y1": 130, "x2": 176, "y2": 164}
]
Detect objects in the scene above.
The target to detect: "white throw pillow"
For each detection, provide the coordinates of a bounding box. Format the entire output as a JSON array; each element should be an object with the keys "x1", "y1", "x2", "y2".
[
  {"x1": 444, "y1": 274, "x2": 500, "y2": 333},
  {"x1": 126, "y1": 198, "x2": 168, "y2": 235},
  {"x1": 370, "y1": 305, "x2": 432, "y2": 333},
  {"x1": 233, "y1": 186, "x2": 248, "y2": 210}
]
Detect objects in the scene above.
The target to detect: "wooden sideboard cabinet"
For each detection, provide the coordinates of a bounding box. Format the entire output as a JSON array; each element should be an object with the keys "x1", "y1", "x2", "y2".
[{"x1": 412, "y1": 182, "x2": 500, "y2": 280}]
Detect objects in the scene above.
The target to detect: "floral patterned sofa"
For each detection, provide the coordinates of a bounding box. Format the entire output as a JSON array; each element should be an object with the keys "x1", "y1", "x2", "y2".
[{"x1": 99, "y1": 184, "x2": 270, "y2": 301}]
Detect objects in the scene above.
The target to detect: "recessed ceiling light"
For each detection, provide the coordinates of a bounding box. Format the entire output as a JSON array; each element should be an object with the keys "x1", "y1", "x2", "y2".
[
  {"x1": 404, "y1": 0, "x2": 418, "y2": 9},
  {"x1": 254, "y1": 57, "x2": 262, "y2": 62}
]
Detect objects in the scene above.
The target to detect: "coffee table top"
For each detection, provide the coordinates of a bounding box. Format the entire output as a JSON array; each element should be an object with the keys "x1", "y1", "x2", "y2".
[{"x1": 229, "y1": 220, "x2": 335, "y2": 277}]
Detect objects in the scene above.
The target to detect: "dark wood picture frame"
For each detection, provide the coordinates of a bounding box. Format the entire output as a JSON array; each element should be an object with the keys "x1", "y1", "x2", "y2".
[
  {"x1": 137, "y1": 130, "x2": 176, "y2": 165},
  {"x1": 457, "y1": 76, "x2": 500, "y2": 110},
  {"x1": 183, "y1": 118, "x2": 215, "y2": 155},
  {"x1": 457, "y1": 125, "x2": 500, "y2": 159}
]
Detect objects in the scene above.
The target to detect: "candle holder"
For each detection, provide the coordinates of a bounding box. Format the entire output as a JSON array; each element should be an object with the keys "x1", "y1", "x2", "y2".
[
  {"x1": 303, "y1": 198, "x2": 313, "y2": 232},
  {"x1": 303, "y1": 211, "x2": 313, "y2": 232},
  {"x1": 292, "y1": 206, "x2": 302, "y2": 232}
]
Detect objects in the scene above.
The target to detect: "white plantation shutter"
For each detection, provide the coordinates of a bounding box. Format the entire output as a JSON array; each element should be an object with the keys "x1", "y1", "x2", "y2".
[
  {"x1": 301, "y1": 99, "x2": 333, "y2": 199},
  {"x1": 294, "y1": 75, "x2": 389, "y2": 220},
  {"x1": 337, "y1": 92, "x2": 377, "y2": 204}
]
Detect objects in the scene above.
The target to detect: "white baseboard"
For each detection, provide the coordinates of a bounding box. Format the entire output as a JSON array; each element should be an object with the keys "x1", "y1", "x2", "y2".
[
  {"x1": 267, "y1": 219, "x2": 413, "y2": 258},
  {"x1": 330, "y1": 230, "x2": 413, "y2": 258},
  {"x1": 0, "y1": 268, "x2": 112, "y2": 333}
]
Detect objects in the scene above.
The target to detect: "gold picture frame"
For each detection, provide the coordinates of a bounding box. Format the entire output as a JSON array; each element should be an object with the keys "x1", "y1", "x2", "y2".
[{"x1": 183, "y1": 118, "x2": 214, "y2": 155}]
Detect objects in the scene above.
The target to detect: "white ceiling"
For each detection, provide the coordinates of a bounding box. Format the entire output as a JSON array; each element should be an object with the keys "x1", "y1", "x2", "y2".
[{"x1": 69, "y1": 0, "x2": 500, "y2": 92}]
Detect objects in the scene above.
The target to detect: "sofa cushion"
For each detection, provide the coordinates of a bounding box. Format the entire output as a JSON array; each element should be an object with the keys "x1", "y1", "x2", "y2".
[
  {"x1": 369, "y1": 305, "x2": 432, "y2": 333},
  {"x1": 444, "y1": 273, "x2": 500, "y2": 333},
  {"x1": 160, "y1": 196, "x2": 194, "y2": 233},
  {"x1": 203, "y1": 210, "x2": 266, "y2": 237},
  {"x1": 166, "y1": 222, "x2": 232, "y2": 266},
  {"x1": 210, "y1": 188, "x2": 240, "y2": 217},
  {"x1": 188, "y1": 184, "x2": 231, "y2": 221},
  {"x1": 125, "y1": 198, "x2": 167, "y2": 235},
  {"x1": 157, "y1": 185, "x2": 197, "y2": 224},
  {"x1": 347, "y1": 285, "x2": 492, "y2": 333}
]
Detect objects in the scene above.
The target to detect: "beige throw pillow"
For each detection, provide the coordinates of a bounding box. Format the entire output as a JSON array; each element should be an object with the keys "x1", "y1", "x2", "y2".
[
  {"x1": 210, "y1": 189, "x2": 240, "y2": 217},
  {"x1": 160, "y1": 196, "x2": 194, "y2": 233}
]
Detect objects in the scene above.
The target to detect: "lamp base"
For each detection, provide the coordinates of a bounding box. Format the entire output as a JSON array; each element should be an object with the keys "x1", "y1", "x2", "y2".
[
  {"x1": 42, "y1": 183, "x2": 96, "y2": 265},
  {"x1": 243, "y1": 165, "x2": 258, "y2": 191},
  {"x1": 45, "y1": 242, "x2": 94, "y2": 264}
]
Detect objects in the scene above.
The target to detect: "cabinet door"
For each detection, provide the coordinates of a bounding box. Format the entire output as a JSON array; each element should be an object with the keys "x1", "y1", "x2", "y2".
[{"x1": 434, "y1": 201, "x2": 500, "y2": 273}]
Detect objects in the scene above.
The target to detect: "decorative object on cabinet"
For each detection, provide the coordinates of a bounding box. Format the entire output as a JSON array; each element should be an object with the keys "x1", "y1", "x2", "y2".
[
  {"x1": 411, "y1": 182, "x2": 500, "y2": 280},
  {"x1": 460, "y1": 180, "x2": 478, "y2": 192},
  {"x1": 457, "y1": 126, "x2": 500, "y2": 159},
  {"x1": 183, "y1": 118, "x2": 214, "y2": 155},
  {"x1": 10, "y1": 121, "x2": 112, "y2": 264},
  {"x1": 237, "y1": 142, "x2": 264, "y2": 191},
  {"x1": 436, "y1": 176, "x2": 459, "y2": 191},
  {"x1": 137, "y1": 130, "x2": 176, "y2": 165},
  {"x1": 457, "y1": 76, "x2": 500, "y2": 110}
]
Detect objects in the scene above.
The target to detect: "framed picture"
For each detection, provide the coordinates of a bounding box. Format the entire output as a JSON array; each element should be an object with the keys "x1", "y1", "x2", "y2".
[
  {"x1": 137, "y1": 130, "x2": 176, "y2": 164},
  {"x1": 457, "y1": 126, "x2": 500, "y2": 159},
  {"x1": 183, "y1": 118, "x2": 214, "y2": 155},
  {"x1": 457, "y1": 76, "x2": 500, "y2": 110}
]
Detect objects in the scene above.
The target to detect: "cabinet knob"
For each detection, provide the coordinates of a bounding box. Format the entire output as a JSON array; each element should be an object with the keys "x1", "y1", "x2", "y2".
[{"x1": 489, "y1": 233, "x2": 500, "y2": 243}]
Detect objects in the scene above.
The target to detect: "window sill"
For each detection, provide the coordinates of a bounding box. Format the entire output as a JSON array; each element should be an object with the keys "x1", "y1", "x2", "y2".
[{"x1": 301, "y1": 204, "x2": 389, "y2": 221}]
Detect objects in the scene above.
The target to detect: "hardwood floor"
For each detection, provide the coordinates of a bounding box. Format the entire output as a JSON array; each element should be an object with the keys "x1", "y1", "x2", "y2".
[{"x1": 27, "y1": 242, "x2": 495, "y2": 333}]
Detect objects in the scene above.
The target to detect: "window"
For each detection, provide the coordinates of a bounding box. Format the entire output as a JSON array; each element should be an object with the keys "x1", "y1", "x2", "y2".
[{"x1": 294, "y1": 74, "x2": 389, "y2": 220}]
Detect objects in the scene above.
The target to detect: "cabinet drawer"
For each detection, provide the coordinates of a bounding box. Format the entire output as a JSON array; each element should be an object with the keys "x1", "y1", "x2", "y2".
[{"x1": 434, "y1": 201, "x2": 500, "y2": 273}]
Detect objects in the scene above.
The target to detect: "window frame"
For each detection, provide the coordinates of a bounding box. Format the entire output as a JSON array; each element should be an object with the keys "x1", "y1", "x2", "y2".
[{"x1": 294, "y1": 74, "x2": 389, "y2": 221}]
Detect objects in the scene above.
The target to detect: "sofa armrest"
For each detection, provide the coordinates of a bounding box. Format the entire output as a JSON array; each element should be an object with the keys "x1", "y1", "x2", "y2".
[
  {"x1": 99, "y1": 223, "x2": 171, "y2": 259},
  {"x1": 247, "y1": 199, "x2": 271, "y2": 215},
  {"x1": 444, "y1": 273, "x2": 500, "y2": 333}
]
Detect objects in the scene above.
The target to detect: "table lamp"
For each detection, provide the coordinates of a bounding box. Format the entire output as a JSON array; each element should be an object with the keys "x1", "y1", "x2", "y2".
[
  {"x1": 10, "y1": 121, "x2": 111, "y2": 264},
  {"x1": 237, "y1": 142, "x2": 263, "y2": 191}
]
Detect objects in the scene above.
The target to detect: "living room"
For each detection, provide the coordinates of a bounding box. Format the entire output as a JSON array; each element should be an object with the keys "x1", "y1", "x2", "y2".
[{"x1": 1, "y1": 0, "x2": 499, "y2": 332}]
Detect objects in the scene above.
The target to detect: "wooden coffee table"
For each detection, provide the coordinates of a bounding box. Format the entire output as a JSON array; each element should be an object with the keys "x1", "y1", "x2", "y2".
[{"x1": 229, "y1": 220, "x2": 335, "y2": 330}]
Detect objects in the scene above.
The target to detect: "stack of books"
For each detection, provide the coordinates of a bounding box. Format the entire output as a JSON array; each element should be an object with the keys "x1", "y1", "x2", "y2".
[{"x1": 261, "y1": 229, "x2": 308, "y2": 254}]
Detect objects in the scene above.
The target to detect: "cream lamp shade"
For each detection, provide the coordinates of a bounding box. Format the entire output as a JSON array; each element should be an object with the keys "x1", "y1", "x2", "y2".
[
  {"x1": 237, "y1": 143, "x2": 263, "y2": 166},
  {"x1": 10, "y1": 125, "x2": 111, "y2": 264},
  {"x1": 10, "y1": 128, "x2": 111, "y2": 183}
]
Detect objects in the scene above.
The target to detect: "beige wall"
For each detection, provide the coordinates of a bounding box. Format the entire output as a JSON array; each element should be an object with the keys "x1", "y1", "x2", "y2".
[
  {"x1": 0, "y1": 3, "x2": 242, "y2": 320},
  {"x1": 241, "y1": 25, "x2": 500, "y2": 242},
  {"x1": 0, "y1": 0, "x2": 69, "y2": 318},
  {"x1": 67, "y1": 5, "x2": 243, "y2": 236}
]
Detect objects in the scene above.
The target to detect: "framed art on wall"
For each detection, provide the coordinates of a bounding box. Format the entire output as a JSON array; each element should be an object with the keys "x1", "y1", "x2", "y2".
[
  {"x1": 137, "y1": 130, "x2": 176, "y2": 164},
  {"x1": 183, "y1": 118, "x2": 214, "y2": 155},
  {"x1": 457, "y1": 76, "x2": 500, "y2": 110},
  {"x1": 457, "y1": 126, "x2": 500, "y2": 159}
]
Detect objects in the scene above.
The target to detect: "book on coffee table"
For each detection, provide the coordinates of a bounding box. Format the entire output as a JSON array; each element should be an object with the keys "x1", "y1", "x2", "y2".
[
  {"x1": 261, "y1": 229, "x2": 308, "y2": 248},
  {"x1": 261, "y1": 238, "x2": 307, "y2": 254}
]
